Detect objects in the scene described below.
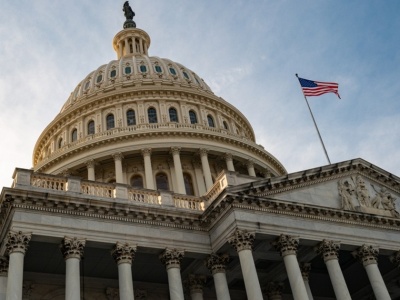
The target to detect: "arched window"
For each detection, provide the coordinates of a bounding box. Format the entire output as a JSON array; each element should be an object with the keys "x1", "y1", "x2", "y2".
[
  {"x1": 130, "y1": 175, "x2": 144, "y2": 189},
  {"x1": 58, "y1": 138, "x2": 63, "y2": 149},
  {"x1": 110, "y1": 69, "x2": 117, "y2": 78},
  {"x1": 155, "y1": 65, "x2": 162, "y2": 73},
  {"x1": 189, "y1": 110, "x2": 197, "y2": 124},
  {"x1": 148, "y1": 107, "x2": 158, "y2": 123},
  {"x1": 207, "y1": 115, "x2": 215, "y2": 127},
  {"x1": 127, "y1": 110, "x2": 136, "y2": 126},
  {"x1": 87, "y1": 120, "x2": 95, "y2": 135},
  {"x1": 125, "y1": 66, "x2": 132, "y2": 74},
  {"x1": 169, "y1": 107, "x2": 178, "y2": 122},
  {"x1": 106, "y1": 114, "x2": 115, "y2": 130},
  {"x1": 223, "y1": 121, "x2": 229, "y2": 130},
  {"x1": 156, "y1": 173, "x2": 169, "y2": 191},
  {"x1": 183, "y1": 173, "x2": 195, "y2": 196},
  {"x1": 71, "y1": 129, "x2": 78, "y2": 142},
  {"x1": 140, "y1": 65, "x2": 147, "y2": 73}
]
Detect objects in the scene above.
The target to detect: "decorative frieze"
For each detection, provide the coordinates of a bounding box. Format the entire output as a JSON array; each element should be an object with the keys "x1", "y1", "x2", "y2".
[
  {"x1": 0, "y1": 256, "x2": 9, "y2": 276},
  {"x1": 5, "y1": 230, "x2": 32, "y2": 255},
  {"x1": 159, "y1": 248, "x2": 185, "y2": 269},
  {"x1": 111, "y1": 242, "x2": 136, "y2": 264},
  {"x1": 273, "y1": 234, "x2": 299, "y2": 257},
  {"x1": 353, "y1": 244, "x2": 379, "y2": 266},
  {"x1": 205, "y1": 253, "x2": 230, "y2": 274},
  {"x1": 227, "y1": 229, "x2": 255, "y2": 252},
  {"x1": 60, "y1": 236, "x2": 86, "y2": 260},
  {"x1": 316, "y1": 240, "x2": 340, "y2": 261}
]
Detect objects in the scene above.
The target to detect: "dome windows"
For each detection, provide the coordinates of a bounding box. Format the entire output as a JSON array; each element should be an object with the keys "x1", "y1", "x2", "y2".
[
  {"x1": 110, "y1": 69, "x2": 117, "y2": 78},
  {"x1": 182, "y1": 71, "x2": 190, "y2": 80},
  {"x1": 71, "y1": 129, "x2": 78, "y2": 142},
  {"x1": 127, "y1": 109, "x2": 136, "y2": 126},
  {"x1": 207, "y1": 115, "x2": 215, "y2": 127},
  {"x1": 223, "y1": 121, "x2": 229, "y2": 130},
  {"x1": 189, "y1": 110, "x2": 198, "y2": 124},
  {"x1": 148, "y1": 107, "x2": 158, "y2": 123},
  {"x1": 156, "y1": 172, "x2": 169, "y2": 191},
  {"x1": 155, "y1": 65, "x2": 162, "y2": 73},
  {"x1": 169, "y1": 107, "x2": 178, "y2": 122},
  {"x1": 106, "y1": 114, "x2": 115, "y2": 130},
  {"x1": 84, "y1": 80, "x2": 91, "y2": 91},
  {"x1": 125, "y1": 66, "x2": 132, "y2": 75},
  {"x1": 130, "y1": 175, "x2": 143, "y2": 189},
  {"x1": 183, "y1": 173, "x2": 195, "y2": 196},
  {"x1": 96, "y1": 74, "x2": 103, "y2": 83},
  {"x1": 169, "y1": 67, "x2": 177, "y2": 76},
  {"x1": 139, "y1": 65, "x2": 147, "y2": 73},
  {"x1": 87, "y1": 120, "x2": 95, "y2": 135},
  {"x1": 58, "y1": 138, "x2": 63, "y2": 149}
]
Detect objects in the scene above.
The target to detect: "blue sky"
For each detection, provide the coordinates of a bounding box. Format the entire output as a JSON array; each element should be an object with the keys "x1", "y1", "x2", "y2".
[{"x1": 0, "y1": 1, "x2": 399, "y2": 187}]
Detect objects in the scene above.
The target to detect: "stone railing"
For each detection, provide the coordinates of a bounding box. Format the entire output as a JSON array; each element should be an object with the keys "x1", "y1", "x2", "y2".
[{"x1": 12, "y1": 168, "x2": 205, "y2": 211}]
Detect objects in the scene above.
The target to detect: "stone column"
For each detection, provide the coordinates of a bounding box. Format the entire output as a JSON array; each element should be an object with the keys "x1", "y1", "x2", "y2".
[
  {"x1": 224, "y1": 153, "x2": 235, "y2": 172},
  {"x1": 60, "y1": 237, "x2": 86, "y2": 300},
  {"x1": 199, "y1": 149, "x2": 213, "y2": 191},
  {"x1": 170, "y1": 147, "x2": 186, "y2": 194},
  {"x1": 315, "y1": 240, "x2": 350, "y2": 300},
  {"x1": 300, "y1": 263, "x2": 313, "y2": 300},
  {"x1": 273, "y1": 235, "x2": 308, "y2": 300},
  {"x1": 160, "y1": 248, "x2": 185, "y2": 300},
  {"x1": 113, "y1": 153, "x2": 125, "y2": 184},
  {"x1": 124, "y1": 39, "x2": 129, "y2": 55},
  {"x1": 205, "y1": 253, "x2": 231, "y2": 300},
  {"x1": 227, "y1": 229, "x2": 263, "y2": 300},
  {"x1": 246, "y1": 160, "x2": 256, "y2": 177},
  {"x1": 141, "y1": 148, "x2": 155, "y2": 189},
  {"x1": 86, "y1": 159, "x2": 96, "y2": 181},
  {"x1": 111, "y1": 242, "x2": 136, "y2": 300},
  {"x1": 264, "y1": 282, "x2": 284, "y2": 300},
  {"x1": 187, "y1": 274, "x2": 206, "y2": 300},
  {"x1": 5, "y1": 231, "x2": 31, "y2": 300},
  {"x1": 0, "y1": 257, "x2": 8, "y2": 300},
  {"x1": 353, "y1": 245, "x2": 390, "y2": 300},
  {"x1": 118, "y1": 41, "x2": 123, "y2": 58}
]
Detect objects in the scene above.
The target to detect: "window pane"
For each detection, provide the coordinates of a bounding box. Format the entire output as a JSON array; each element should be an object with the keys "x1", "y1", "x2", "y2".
[
  {"x1": 110, "y1": 70, "x2": 117, "y2": 78},
  {"x1": 148, "y1": 108, "x2": 158, "y2": 123},
  {"x1": 107, "y1": 114, "x2": 115, "y2": 130},
  {"x1": 207, "y1": 115, "x2": 215, "y2": 127},
  {"x1": 125, "y1": 66, "x2": 132, "y2": 74},
  {"x1": 96, "y1": 74, "x2": 103, "y2": 83},
  {"x1": 140, "y1": 65, "x2": 147, "y2": 73},
  {"x1": 183, "y1": 71, "x2": 189, "y2": 79},
  {"x1": 71, "y1": 129, "x2": 78, "y2": 142},
  {"x1": 156, "y1": 173, "x2": 169, "y2": 191},
  {"x1": 127, "y1": 110, "x2": 136, "y2": 126},
  {"x1": 130, "y1": 175, "x2": 143, "y2": 189},
  {"x1": 189, "y1": 111, "x2": 197, "y2": 124},
  {"x1": 155, "y1": 65, "x2": 162, "y2": 73},
  {"x1": 169, "y1": 108, "x2": 178, "y2": 122},
  {"x1": 169, "y1": 67, "x2": 176, "y2": 75},
  {"x1": 223, "y1": 121, "x2": 229, "y2": 130},
  {"x1": 183, "y1": 173, "x2": 195, "y2": 196},
  {"x1": 88, "y1": 121, "x2": 95, "y2": 134},
  {"x1": 58, "y1": 138, "x2": 63, "y2": 149}
]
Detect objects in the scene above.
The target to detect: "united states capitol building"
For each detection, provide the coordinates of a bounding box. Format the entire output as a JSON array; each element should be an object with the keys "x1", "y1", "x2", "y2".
[{"x1": 1, "y1": 3, "x2": 400, "y2": 300}]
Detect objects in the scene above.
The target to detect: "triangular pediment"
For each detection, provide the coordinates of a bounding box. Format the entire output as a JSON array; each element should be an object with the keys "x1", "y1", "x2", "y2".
[{"x1": 229, "y1": 158, "x2": 400, "y2": 218}]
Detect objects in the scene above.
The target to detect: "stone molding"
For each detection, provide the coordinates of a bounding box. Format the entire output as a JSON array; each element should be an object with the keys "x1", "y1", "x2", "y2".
[
  {"x1": 187, "y1": 274, "x2": 206, "y2": 294},
  {"x1": 111, "y1": 242, "x2": 137, "y2": 265},
  {"x1": 5, "y1": 230, "x2": 32, "y2": 255},
  {"x1": 227, "y1": 229, "x2": 255, "y2": 252},
  {"x1": 353, "y1": 244, "x2": 379, "y2": 266},
  {"x1": 0, "y1": 256, "x2": 9, "y2": 276},
  {"x1": 60, "y1": 236, "x2": 86, "y2": 260},
  {"x1": 316, "y1": 240, "x2": 340, "y2": 262},
  {"x1": 205, "y1": 253, "x2": 230, "y2": 274},
  {"x1": 264, "y1": 282, "x2": 284, "y2": 300},
  {"x1": 159, "y1": 248, "x2": 184, "y2": 269},
  {"x1": 300, "y1": 262, "x2": 311, "y2": 281},
  {"x1": 273, "y1": 234, "x2": 299, "y2": 257}
]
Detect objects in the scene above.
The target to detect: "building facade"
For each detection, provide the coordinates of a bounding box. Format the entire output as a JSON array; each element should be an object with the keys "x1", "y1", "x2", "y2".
[{"x1": 1, "y1": 4, "x2": 400, "y2": 300}]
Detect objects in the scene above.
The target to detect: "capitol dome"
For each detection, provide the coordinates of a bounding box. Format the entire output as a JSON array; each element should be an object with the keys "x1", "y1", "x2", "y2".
[{"x1": 32, "y1": 18, "x2": 286, "y2": 196}]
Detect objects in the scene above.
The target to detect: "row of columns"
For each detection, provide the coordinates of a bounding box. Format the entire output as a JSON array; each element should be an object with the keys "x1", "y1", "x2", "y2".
[
  {"x1": 86, "y1": 148, "x2": 258, "y2": 193},
  {"x1": 2, "y1": 229, "x2": 393, "y2": 300}
]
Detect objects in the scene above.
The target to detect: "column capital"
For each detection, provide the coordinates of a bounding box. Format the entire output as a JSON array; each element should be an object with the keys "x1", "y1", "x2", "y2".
[
  {"x1": 112, "y1": 152, "x2": 124, "y2": 161},
  {"x1": 199, "y1": 148, "x2": 209, "y2": 156},
  {"x1": 0, "y1": 256, "x2": 9, "y2": 276},
  {"x1": 205, "y1": 253, "x2": 230, "y2": 274},
  {"x1": 6, "y1": 230, "x2": 32, "y2": 255},
  {"x1": 134, "y1": 289, "x2": 148, "y2": 300},
  {"x1": 85, "y1": 159, "x2": 96, "y2": 168},
  {"x1": 224, "y1": 152, "x2": 233, "y2": 161},
  {"x1": 353, "y1": 244, "x2": 379, "y2": 266},
  {"x1": 60, "y1": 236, "x2": 86, "y2": 260},
  {"x1": 105, "y1": 287, "x2": 119, "y2": 300},
  {"x1": 390, "y1": 250, "x2": 400, "y2": 268},
  {"x1": 170, "y1": 147, "x2": 181, "y2": 155},
  {"x1": 300, "y1": 262, "x2": 311, "y2": 281},
  {"x1": 264, "y1": 282, "x2": 284, "y2": 300},
  {"x1": 141, "y1": 148, "x2": 152, "y2": 156},
  {"x1": 246, "y1": 159, "x2": 254, "y2": 167},
  {"x1": 159, "y1": 248, "x2": 185, "y2": 269},
  {"x1": 316, "y1": 240, "x2": 341, "y2": 261},
  {"x1": 187, "y1": 274, "x2": 207, "y2": 295},
  {"x1": 111, "y1": 242, "x2": 137, "y2": 265},
  {"x1": 227, "y1": 229, "x2": 255, "y2": 252},
  {"x1": 273, "y1": 234, "x2": 299, "y2": 257}
]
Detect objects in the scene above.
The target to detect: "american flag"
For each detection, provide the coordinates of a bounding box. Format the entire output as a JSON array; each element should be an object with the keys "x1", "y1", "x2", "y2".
[{"x1": 297, "y1": 76, "x2": 341, "y2": 99}]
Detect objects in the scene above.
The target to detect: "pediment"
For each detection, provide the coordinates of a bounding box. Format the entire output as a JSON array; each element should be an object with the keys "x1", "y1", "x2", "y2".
[{"x1": 234, "y1": 159, "x2": 400, "y2": 218}]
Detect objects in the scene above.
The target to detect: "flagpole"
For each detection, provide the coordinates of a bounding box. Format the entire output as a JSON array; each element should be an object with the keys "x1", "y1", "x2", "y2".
[{"x1": 295, "y1": 74, "x2": 331, "y2": 165}]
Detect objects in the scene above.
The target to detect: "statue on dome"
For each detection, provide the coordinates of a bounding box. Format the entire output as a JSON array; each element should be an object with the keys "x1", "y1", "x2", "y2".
[
  {"x1": 122, "y1": 1, "x2": 136, "y2": 28},
  {"x1": 123, "y1": 1, "x2": 135, "y2": 20}
]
